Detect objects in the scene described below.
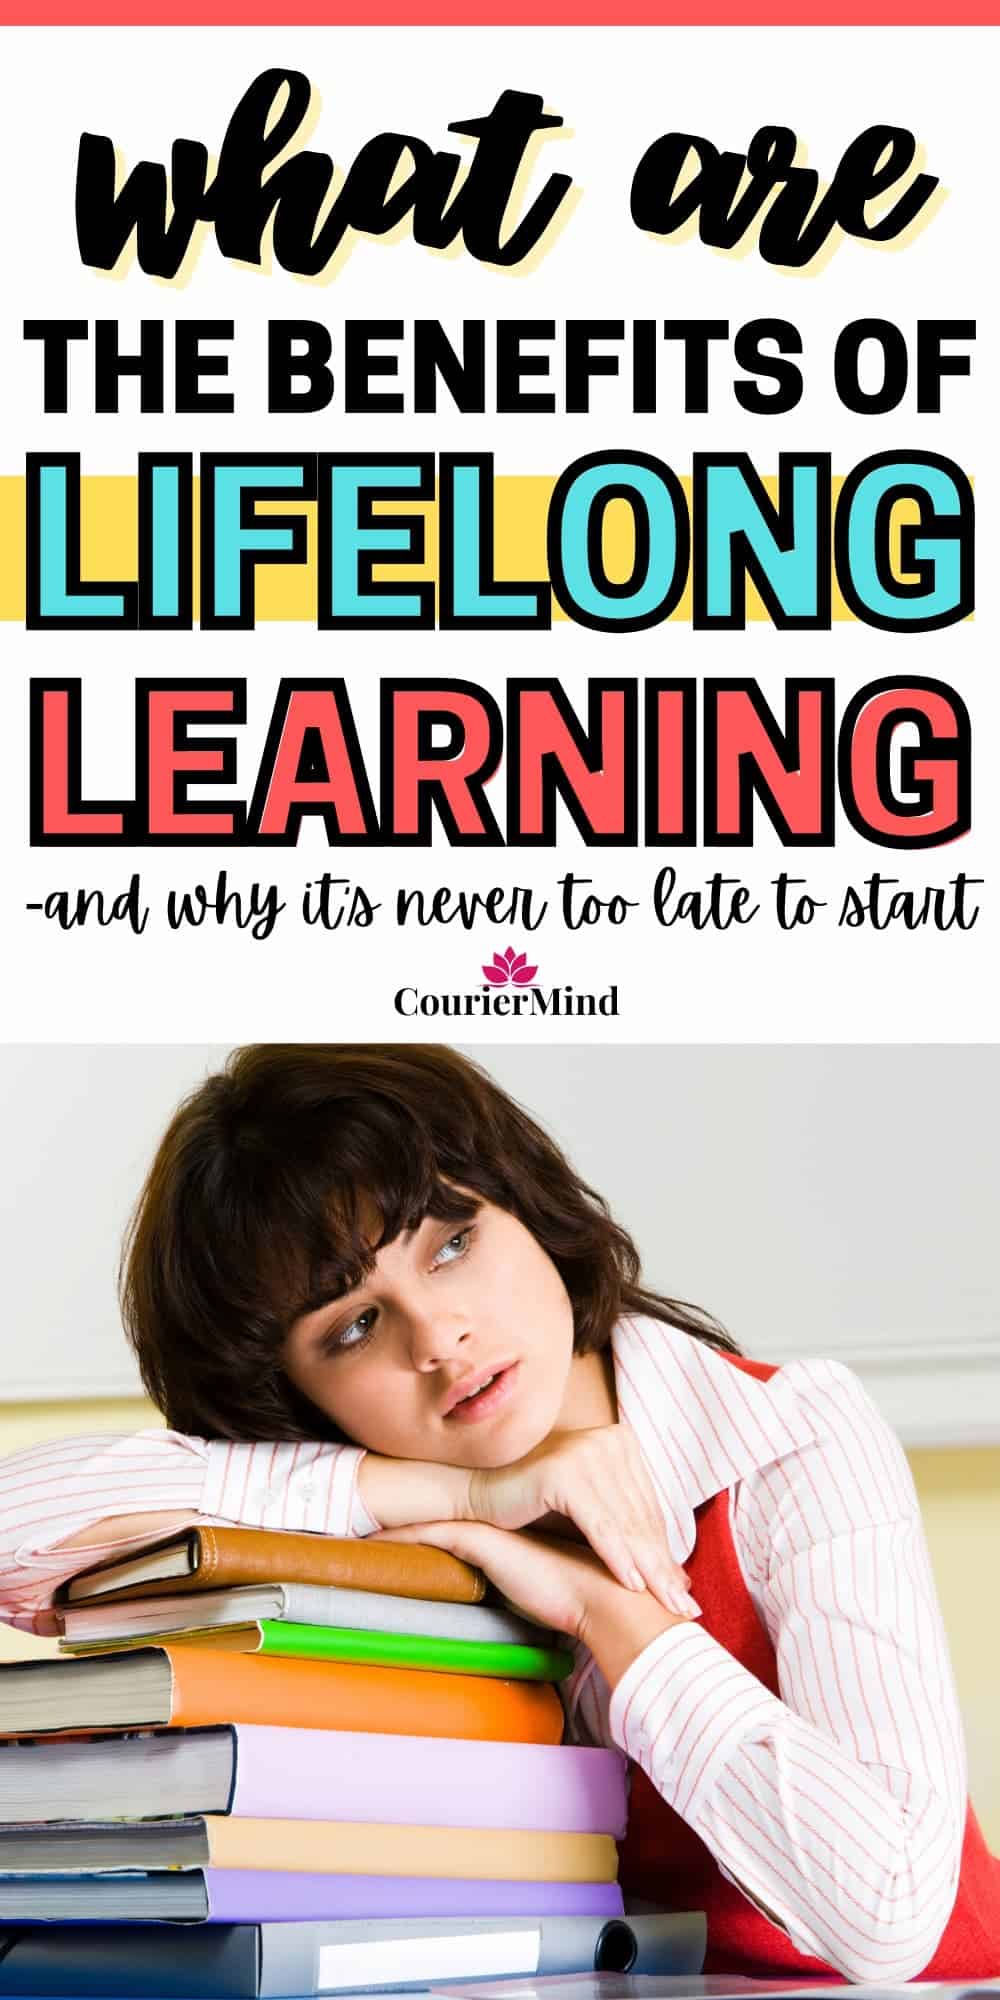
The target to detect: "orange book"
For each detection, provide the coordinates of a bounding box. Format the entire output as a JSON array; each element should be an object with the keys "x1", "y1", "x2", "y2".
[{"x1": 0, "y1": 1646, "x2": 564, "y2": 1743}]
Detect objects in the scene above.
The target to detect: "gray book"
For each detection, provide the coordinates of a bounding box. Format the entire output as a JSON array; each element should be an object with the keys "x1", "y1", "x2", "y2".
[{"x1": 60, "y1": 1581, "x2": 553, "y2": 1649}]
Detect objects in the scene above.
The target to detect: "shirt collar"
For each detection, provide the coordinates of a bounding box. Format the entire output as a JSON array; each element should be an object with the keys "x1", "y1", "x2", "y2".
[{"x1": 611, "y1": 1314, "x2": 823, "y2": 1565}]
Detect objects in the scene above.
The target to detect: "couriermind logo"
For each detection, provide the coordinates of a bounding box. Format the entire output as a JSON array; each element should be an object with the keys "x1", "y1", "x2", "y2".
[{"x1": 395, "y1": 947, "x2": 619, "y2": 1018}]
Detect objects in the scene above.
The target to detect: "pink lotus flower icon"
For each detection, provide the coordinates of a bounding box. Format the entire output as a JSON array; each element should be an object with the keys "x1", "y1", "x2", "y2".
[{"x1": 482, "y1": 947, "x2": 538, "y2": 987}]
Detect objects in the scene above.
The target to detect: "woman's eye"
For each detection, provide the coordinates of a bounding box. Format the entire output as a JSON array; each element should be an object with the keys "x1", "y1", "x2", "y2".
[
  {"x1": 433, "y1": 1228, "x2": 472, "y2": 1268},
  {"x1": 328, "y1": 1308, "x2": 377, "y2": 1353}
]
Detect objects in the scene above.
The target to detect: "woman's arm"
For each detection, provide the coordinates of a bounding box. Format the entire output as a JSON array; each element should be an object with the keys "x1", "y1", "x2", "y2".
[
  {"x1": 1, "y1": 1420, "x2": 693, "y2": 1630},
  {"x1": 0, "y1": 1430, "x2": 376, "y2": 1630},
  {"x1": 364, "y1": 1425, "x2": 691, "y2": 1610}
]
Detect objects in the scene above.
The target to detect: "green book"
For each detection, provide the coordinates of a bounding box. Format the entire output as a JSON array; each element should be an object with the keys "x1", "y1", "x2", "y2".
[{"x1": 194, "y1": 1620, "x2": 575, "y2": 1680}]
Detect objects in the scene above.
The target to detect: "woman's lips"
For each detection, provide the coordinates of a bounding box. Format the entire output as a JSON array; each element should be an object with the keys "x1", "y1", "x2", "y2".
[{"x1": 443, "y1": 1362, "x2": 520, "y2": 1424}]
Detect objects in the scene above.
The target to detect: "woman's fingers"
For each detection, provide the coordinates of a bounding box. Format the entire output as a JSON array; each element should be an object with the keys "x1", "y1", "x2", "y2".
[
  {"x1": 610, "y1": 1435, "x2": 698, "y2": 1613},
  {"x1": 470, "y1": 1424, "x2": 700, "y2": 1618},
  {"x1": 619, "y1": 1458, "x2": 700, "y2": 1614},
  {"x1": 369, "y1": 1520, "x2": 475, "y2": 1555},
  {"x1": 373, "y1": 1520, "x2": 593, "y2": 1638},
  {"x1": 572, "y1": 1509, "x2": 645, "y2": 1593},
  {"x1": 565, "y1": 1486, "x2": 698, "y2": 1618},
  {"x1": 552, "y1": 1472, "x2": 684, "y2": 1608},
  {"x1": 638, "y1": 1541, "x2": 701, "y2": 1618},
  {"x1": 566, "y1": 1441, "x2": 698, "y2": 1615},
  {"x1": 369, "y1": 1518, "x2": 503, "y2": 1580},
  {"x1": 371, "y1": 1516, "x2": 698, "y2": 1636}
]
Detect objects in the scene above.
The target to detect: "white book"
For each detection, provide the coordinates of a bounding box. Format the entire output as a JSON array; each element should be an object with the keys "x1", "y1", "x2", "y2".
[{"x1": 59, "y1": 1581, "x2": 552, "y2": 1647}]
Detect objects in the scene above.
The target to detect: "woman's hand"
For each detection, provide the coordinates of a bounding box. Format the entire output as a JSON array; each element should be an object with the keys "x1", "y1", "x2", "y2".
[
  {"x1": 379, "y1": 1518, "x2": 610, "y2": 1640},
  {"x1": 464, "y1": 1426, "x2": 698, "y2": 1619},
  {"x1": 375, "y1": 1518, "x2": 691, "y2": 1685}
]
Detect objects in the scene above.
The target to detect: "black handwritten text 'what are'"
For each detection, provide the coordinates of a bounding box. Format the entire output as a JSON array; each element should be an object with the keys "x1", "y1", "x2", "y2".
[{"x1": 74, "y1": 70, "x2": 940, "y2": 281}]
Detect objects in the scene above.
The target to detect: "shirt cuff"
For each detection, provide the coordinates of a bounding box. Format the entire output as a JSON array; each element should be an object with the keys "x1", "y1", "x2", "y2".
[
  {"x1": 201, "y1": 1440, "x2": 375, "y2": 1538},
  {"x1": 609, "y1": 1619, "x2": 782, "y2": 1821},
  {"x1": 347, "y1": 1452, "x2": 381, "y2": 1536}
]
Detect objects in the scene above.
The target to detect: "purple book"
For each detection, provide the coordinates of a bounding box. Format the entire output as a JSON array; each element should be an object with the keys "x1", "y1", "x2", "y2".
[
  {"x1": 203, "y1": 1872, "x2": 625, "y2": 1923},
  {"x1": 224, "y1": 1728, "x2": 627, "y2": 1836},
  {"x1": 1, "y1": 1729, "x2": 626, "y2": 1837}
]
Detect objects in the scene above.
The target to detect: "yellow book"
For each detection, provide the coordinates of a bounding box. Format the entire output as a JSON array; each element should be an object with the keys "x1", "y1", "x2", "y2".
[{"x1": 201, "y1": 1817, "x2": 619, "y2": 1882}]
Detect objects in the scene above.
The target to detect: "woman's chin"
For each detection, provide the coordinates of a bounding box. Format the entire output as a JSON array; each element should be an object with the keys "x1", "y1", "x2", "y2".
[{"x1": 446, "y1": 1412, "x2": 555, "y2": 1470}]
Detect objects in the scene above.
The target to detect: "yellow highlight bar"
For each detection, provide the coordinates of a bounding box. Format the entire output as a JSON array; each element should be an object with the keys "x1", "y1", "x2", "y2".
[{"x1": 0, "y1": 474, "x2": 913, "y2": 623}]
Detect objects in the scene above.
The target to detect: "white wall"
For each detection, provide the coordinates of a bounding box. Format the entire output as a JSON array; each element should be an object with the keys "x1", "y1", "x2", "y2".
[
  {"x1": 1, "y1": 1043, "x2": 997, "y2": 1441},
  {"x1": 457, "y1": 1045, "x2": 1000, "y2": 1444},
  {"x1": 0, "y1": 1045, "x2": 229, "y2": 1399}
]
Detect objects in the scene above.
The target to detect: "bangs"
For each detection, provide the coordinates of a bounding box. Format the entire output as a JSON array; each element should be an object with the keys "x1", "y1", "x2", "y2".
[
  {"x1": 282, "y1": 1181, "x2": 483, "y2": 1328},
  {"x1": 196, "y1": 1088, "x2": 488, "y2": 1347}
]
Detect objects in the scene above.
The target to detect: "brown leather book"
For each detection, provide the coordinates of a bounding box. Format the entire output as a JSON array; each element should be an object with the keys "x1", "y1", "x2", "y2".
[{"x1": 57, "y1": 1527, "x2": 486, "y2": 1607}]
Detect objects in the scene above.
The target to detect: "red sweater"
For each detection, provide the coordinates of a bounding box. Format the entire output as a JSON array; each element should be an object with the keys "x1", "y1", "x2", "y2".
[{"x1": 617, "y1": 1351, "x2": 1000, "y2": 1978}]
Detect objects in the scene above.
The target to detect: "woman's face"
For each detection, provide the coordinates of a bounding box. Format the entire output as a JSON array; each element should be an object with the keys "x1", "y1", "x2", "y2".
[{"x1": 282, "y1": 1200, "x2": 576, "y2": 1467}]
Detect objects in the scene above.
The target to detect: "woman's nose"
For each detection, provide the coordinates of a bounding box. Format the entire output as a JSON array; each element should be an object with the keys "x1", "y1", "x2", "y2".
[{"x1": 407, "y1": 1304, "x2": 472, "y2": 1372}]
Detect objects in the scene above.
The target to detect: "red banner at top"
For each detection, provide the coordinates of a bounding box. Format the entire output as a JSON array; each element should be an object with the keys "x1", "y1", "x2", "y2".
[{"x1": 1, "y1": 0, "x2": 997, "y2": 19}]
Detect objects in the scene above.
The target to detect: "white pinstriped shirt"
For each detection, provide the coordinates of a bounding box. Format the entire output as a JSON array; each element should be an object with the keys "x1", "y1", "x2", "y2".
[{"x1": 0, "y1": 1317, "x2": 969, "y2": 1982}]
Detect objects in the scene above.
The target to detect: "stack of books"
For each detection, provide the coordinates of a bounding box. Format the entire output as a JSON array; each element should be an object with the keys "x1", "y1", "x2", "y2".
[{"x1": 0, "y1": 1525, "x2": 708, "y2": 1994}]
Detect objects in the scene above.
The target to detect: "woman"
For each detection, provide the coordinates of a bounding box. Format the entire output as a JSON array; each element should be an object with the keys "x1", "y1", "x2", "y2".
[{"x1": 1, "y1": 1044, "x2": 997, "y2": 1980}]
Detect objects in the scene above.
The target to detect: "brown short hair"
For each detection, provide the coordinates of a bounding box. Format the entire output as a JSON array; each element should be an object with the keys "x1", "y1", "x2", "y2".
[{"x1": 121, "y1": 1044, "x2": 737, "y2": 1439}]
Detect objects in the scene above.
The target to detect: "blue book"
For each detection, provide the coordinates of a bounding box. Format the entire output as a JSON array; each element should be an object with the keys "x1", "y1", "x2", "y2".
[{"x1": 0, "y1": 1914, "x2": 707, "y2": 1996}]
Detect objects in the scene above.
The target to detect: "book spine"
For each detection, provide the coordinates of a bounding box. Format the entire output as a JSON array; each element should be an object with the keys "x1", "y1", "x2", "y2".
[
  {"x1": 167, "y1": 1650, "x2": 565, "y2": 1742},
  {"x1": 204, "y1": 1871, "x2": 625, "y2": 1922},
  {"x1": 0, "y1": 1926, "x2": 258, "y2": 1998},
  {"x1": 259, "y1": 1918, "x2": 602, "y2": 1994},
  {"x1": 230, "y1": 1726, "x2": 625, "y2": 1833},
  {"x1": 253, "y1": 1623, "x2": 572, "y2": 1681},
  {"x1": 204, "y1": 1818, "x2": 619, "y2": 1881},
  {"x1": 188, "y1": 1531, "x2": 486, "y2": 1604},
  {"x1": 194, "y1": 1529, "x2": 220, "y2": 1583},
  {"x1": 279, "y1": 1585, "x2": 549, "y2": 1648}
]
